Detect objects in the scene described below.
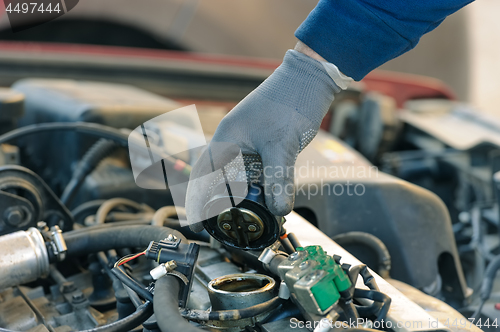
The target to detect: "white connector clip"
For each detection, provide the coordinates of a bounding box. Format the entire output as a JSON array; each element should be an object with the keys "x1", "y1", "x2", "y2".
[{"x1": 149, "y1": 260, "x2": 177, "y2": 280}]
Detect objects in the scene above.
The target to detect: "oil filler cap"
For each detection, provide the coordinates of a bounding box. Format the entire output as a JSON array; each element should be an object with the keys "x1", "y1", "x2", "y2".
[{"x1": 203, "y1": 184, "x2": 282, "y2": 250}]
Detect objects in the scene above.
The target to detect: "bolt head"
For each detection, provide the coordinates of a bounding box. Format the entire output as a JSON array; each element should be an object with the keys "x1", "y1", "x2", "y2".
[
  {"x1": 166, "y1": 234, "x2": 178, "y2": 242},
  {"x1": 299, "y1": 261, "x2": 310, "y2": 270},
  {"x1": 6, "y1": 209, "x2": 23, "y2": 225},
  {"x1": 289, "y1": 252, "x2": 300, "y2": 261},
  {"x1": 165, "y1": 260, "x2": 177, "y2": 271},
  {"x1": 60, "y1": 282, "x2": 76, "y2": 294},
  {"x1": 72, "y1": 292, "x2": 85, "y2": 303},
  {"x1": 305, "y1": 270, "x2": 323, "y2": 284},
  {"x1": 222, "y1": 223, "x2": 232, "y2": 230},
  {"x1": 310, "y1": 270, "x2": 322, "y2": 280},
  {"x1": 247, "y1": 224, "x2": 257, "y2": 232}
]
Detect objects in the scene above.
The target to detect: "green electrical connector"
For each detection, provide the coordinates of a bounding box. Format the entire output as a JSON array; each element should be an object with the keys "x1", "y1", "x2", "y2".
[
  {"x1": 279, "y1": 245, "x2": 352, "y2": 315},
  {"x1": 310, "y1": 273, "x2": 341, "y2": 311}
]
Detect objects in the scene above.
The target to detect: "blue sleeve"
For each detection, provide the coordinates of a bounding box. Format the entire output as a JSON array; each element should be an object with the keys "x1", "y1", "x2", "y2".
[{"x1": 295, "y1": 0, "x2": 474, "y2": 81}]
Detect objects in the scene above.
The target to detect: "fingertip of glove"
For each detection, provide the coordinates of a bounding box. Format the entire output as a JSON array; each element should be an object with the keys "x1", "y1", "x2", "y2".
[
  {"x1": 265, "y1": 188, "x2": 294, "y2": 217},
  {"x1": 188, "y1": 221, "x2": 205, "y2": 233}
]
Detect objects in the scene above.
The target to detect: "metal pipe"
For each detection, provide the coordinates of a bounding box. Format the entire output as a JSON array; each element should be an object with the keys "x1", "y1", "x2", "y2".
[{"x1": 0, "y1": 228, "x2": 49, "y2": 289}]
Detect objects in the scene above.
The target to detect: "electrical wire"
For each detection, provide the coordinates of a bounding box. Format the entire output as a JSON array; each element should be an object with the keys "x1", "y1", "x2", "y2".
[
  {"x1": 114, "y1": 251, "x2": 146, "y2": 268},
  {"x1": 97, "y1": 252, "x2": 143, "y2": 309},
  {"x1": 471, "y1": 253, "x2": 500, "y2": 319},
  {"x1": 471, "y1": 301, "x2": 485, "y2": 321},
  {"x1": 0, "y1": 121, "x2": 191, "y2": 175},
  {"x1": 0, "y1": 122, "x2": 131, "y2": 146},
  {"x1": 111, "y1": 266, "x2": 154, "y2": 303},
  {"x1": 336, "y1": 263, "x2": 391, "y2": 324},
  {"x1": 353, "y1": 289, "x2": 391, "y2": 323}
]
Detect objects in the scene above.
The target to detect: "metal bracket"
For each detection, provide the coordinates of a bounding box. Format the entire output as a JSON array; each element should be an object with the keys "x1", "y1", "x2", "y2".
[
  {"x1": 0, "y1": 190, "x2": 35, "y2": 232},
  {"x1": 0, "y1": 165, "x2": 74, "y2": 234}
]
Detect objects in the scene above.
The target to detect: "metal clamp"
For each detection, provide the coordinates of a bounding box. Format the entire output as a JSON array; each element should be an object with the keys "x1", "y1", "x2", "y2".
[
  {"x1": 49, "y1": 225, "x2": 67, "y2": 261},
  {"x1": 258, "y1": 241, "x2": 281, "y2": 264},
  {"x1": 166, "y1": 270, "x2": 189, "y2": 285}
]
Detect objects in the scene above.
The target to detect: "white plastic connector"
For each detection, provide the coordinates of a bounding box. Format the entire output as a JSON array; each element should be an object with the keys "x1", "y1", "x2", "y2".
[
  {"x1": 149, "y1": 260, "x2": 177, "y2": 280},
  {"x1": 150, "y1": 264, "x2": 168, "y2": 280}
]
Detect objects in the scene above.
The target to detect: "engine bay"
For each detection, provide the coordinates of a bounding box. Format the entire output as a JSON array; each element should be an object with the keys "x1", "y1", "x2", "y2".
[{"x1": 0, "y1": 75, "x2": 492, "y2": 332}]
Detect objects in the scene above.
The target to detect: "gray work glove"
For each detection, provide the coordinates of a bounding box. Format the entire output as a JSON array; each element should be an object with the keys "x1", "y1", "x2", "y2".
[{"x1": 186, "y1": 50, "x2": 340, "y2": 230}]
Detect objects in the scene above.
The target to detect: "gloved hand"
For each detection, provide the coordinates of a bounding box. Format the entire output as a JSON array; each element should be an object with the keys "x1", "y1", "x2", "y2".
[{"x1": 186, "y1": 49, "x2": 341, "y2": 230}]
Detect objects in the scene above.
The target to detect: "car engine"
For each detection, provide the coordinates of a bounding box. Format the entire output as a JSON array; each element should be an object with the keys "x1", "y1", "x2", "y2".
[{"x1": 0, "y1": 77, "x2": 489, "y2": 332}]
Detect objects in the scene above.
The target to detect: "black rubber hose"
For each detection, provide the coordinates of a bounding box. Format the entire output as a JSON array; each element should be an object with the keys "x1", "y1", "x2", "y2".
[
  {"x1": 472, "y1": 254, "x2": 500, "y2": 319},
  {"x1": 67, "y1": 220, "x2": 151, "y2": 236},
  {"x1": 0, "y1": 302, "x2": 153, "y2": 332},
  {"x1": 61, "y1": 139, "x2": 118, "y2": 206},
  {"x1": 62, "y1": 225, "x2": 187, "y2": 259},
  {"x1": 154, "y1": 276, "x2": 205, "y2": 332},
  {"x1": 0, "y1": 122, "x2": 131, "y2": 146},
  {"x1": 0, "y1": 122, "x2": 187, "y2": 177},
  {"x1": 480, "y1": 254, "x2": 500, "y2": 301},
  {"x1": 111, "y1": 267, "x2": 154, "y2": 302},
  {"x1": 347, "y1": 264, "x2": 385, "y2": 319},
  {"x1": 79, "y1": 301, "x2": 153, "y2": 332},
  {"x1": 97, "y1": 252, "x2": 143, "y2": 308},
  {"x1": 262, "y1": 301, "x2": 302, "y2": 323},
  {"x1": 287, "y1": 233, "x2": 301, "y2": 250},
  {"x1": 65, "y1": 218, "x2": 210, "y2": 243},
  {"x1": 340, "y1": 300, "x2": 360, "y2": 322},
  {"x1": 333, "y1": 232, "x2": 391, "y2": 278},
  {"x1": 348, "y1": 264, "x2": 379, "y2": 291},
  {"x1": 72, "y1": 200, "x2": 107, "y2": 224},
  {"x1": 354, "y1": 289, "x2": 391, "y2": 323},
  {"x1": 280, "y1": 237, "x2": 295, "y2": 254}
]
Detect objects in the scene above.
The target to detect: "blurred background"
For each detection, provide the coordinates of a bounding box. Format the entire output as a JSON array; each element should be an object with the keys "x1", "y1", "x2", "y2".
[{"x1": 0, "y1": 0, "x2": 498, "y2": 113}]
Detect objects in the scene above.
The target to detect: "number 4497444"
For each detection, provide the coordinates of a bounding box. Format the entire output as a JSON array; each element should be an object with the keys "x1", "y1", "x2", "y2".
[
  {"x1": 6, "y1": 2, "x2": 61, "y2": 14},
  {"x1": 472, "y1": 318, "x2": 499, "y2": 328}
]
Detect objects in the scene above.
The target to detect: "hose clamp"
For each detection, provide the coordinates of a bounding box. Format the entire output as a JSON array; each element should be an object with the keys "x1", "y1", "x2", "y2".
[{"x1": 49, "y1": 225, "x2": 67, "y2": 261}]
